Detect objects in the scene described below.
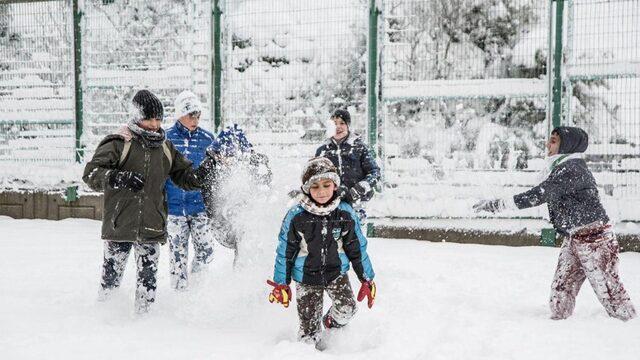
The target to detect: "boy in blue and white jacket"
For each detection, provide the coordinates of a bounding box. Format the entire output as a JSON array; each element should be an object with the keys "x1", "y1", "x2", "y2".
[
  {"x1": 165, "y1": 90, "x2": 216, "y2": 290},
  {"x1": 268, "y1": 157, "x2": 376, "y2": 349}
]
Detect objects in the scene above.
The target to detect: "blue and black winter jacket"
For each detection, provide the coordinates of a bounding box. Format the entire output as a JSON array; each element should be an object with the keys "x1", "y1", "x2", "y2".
[
  {"x1": 513, "y1": 127, "x2": 609, "y2": 236},
  {"x1": 273, "y1": 198, "x2": 375, "y2": 286},
  {"x1": 315, "y1": 133, "x2": 381, "y2": 202},
  {"x1": 165, "y1": 121, "x2": 215, "y2": 216}
]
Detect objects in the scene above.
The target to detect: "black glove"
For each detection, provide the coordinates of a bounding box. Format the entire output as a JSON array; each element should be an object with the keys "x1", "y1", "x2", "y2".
[
  {"x1": 337, "y1": 185, "x2": 352, "y2": 202},
  {"x1": 352, "y1": 181, "x2": 371, "y2": 200},
  {"x1": 205, "y1": 147, "x2": 217, "y2": 160},
  {"x1": 472, "y1": 199, "x2": 504, "y2": 214},
  {"x1": 194, "y1": 156, "x2": 216, "y2": 185},
  {"x1": 108, "y1": 170, "x2": 145, "y2": 192}
]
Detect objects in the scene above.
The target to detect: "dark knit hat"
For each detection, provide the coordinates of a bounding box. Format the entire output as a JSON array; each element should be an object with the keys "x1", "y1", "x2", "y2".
[
  {"x1": 132, "y1": 89, "x2": 164, "y2": 122},
  {"x1": 331, "y1": 109, "x2": 351, "y2": 126},
  {"x1": 301, "y1": 157, "x2": 341, "y2": 194}
]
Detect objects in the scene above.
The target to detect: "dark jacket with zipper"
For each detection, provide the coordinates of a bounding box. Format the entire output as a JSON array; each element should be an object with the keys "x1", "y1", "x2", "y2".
[
  {"x1": 83, "y1": 132, "x2": 201, "y2": 243},
  {"x1": 272, "y1": 199, "x2": 375, "y2": 286},
  {"x1": 315, "y1": 133, "x2": 381, "y2": 202},
  {"x1": 513, "y1": 126, "x2": 608, "y2": 236}
]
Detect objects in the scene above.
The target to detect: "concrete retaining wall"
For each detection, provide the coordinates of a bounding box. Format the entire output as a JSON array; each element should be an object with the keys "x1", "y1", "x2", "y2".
[
  {"x1": 372, "y1": 224, "x2": 640, "y2": 252},
  {"x1": 0, "y1": 190, "x2": 102, "y2": 221}
]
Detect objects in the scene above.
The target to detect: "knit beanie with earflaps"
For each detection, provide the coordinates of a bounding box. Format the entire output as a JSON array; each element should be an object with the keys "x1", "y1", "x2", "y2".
[{"x1": 301, "y1": 157, "x2": 341, "y2": 194}]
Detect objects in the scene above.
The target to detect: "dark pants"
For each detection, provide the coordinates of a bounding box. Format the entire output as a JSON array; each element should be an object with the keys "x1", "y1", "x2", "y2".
[
  {"x1": 295, "y1": 274, "x2": 357, "y2": 342},
  {"x1": 101, "y1": 241, "x2": 160, "y2": 313}
]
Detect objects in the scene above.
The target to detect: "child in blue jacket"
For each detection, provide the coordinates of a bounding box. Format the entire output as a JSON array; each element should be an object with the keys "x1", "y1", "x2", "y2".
[
  {"x1": 165, "y1": 90, "x2": 216, "y2": 290},
  {"x1": 268, "y1": 157, "x2": 376, "y2": 350}
]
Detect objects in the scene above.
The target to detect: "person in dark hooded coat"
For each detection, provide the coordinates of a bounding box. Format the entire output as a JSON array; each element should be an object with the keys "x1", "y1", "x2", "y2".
[{"x1": 474, "y1": 126, "x2": 635, "y2": 321}]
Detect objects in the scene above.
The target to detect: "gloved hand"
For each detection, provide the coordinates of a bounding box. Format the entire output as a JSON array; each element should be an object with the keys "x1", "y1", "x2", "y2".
[
  {"x1": 108, "y1": 170, "x2": 145, "y2": 192},
  {"x1": 357, "y1": 280, "x2": 376, "y2": 309},
  {"x1": 337, "y1": 185, "x2": 351, "y2": 201},
  {"x1": 194, "y1": 156, "x2": 216, "y2": 185},
  {"x1": 345, "y1": 181, "x2": 371, "y2": 203},
  {"x1": 205, "y1": 147, "x2": 218, "y2": 160},
  {"x1": 472, "y1": 199, "x2": 505, "y2": 214},
  {"x1": 352, "y1": 181, "x2": 370, "y2": 199},
  {"x1": 267, "y1": 280, "x2": 292, "y2": 308}
]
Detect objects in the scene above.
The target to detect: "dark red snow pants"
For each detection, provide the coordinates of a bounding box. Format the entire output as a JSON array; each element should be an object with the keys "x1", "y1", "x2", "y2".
[{"x1": 549, "y1": 223, "x2": 636, "y2": 321}]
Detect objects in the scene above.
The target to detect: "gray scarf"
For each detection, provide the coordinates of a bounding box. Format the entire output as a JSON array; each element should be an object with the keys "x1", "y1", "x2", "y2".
[{"x1": 127, "y1": 119, "x2": 166, "y2": 148}]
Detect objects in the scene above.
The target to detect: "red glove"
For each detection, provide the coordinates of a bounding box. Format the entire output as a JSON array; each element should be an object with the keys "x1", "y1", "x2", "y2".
[
  {"x1": 267, "y1": 280, "x2": 292, "y2": 308},
  {"x1": 357, "y1": 280, "x2": 376, "y2": 308}
]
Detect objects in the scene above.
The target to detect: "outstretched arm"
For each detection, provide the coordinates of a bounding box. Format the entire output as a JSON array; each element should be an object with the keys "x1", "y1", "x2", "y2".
[{"x1": 513, "y1": 165, "x2": 574, "y2": 209}]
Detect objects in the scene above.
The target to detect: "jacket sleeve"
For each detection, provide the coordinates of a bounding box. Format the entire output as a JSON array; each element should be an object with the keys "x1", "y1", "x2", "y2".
[
  {"x1": 341, "y1": 205, "x2": 375, "y2": 282},
  {"x1": 82, "y1": 139, "x2": 122, "y2": 192},
  {"x1": 360, "y1": 144, "x2": 381, "y2": 189},
  {"x1": 273, "y1": 208, "x2": 302, "y2": 285},
  {"x1": 167, "y1": 142, "x2": 201, "y2": 191},
  {"x1": 513, "y1": 163, "x2": 576, "y2": 209}
]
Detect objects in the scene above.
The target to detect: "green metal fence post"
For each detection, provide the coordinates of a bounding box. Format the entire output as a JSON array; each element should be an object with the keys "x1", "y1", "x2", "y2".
[
  {"x1": 212, "y1": 0, "x2": 222, "y2": 132},
  {"x1": 367, "y1": 0, "x2": 380, "y2": 158},
  {"x1": 73, "y1": 0, "x2": 84, "y2": 162},
  {"x1": 551, "y1": 0, "x2": 564, "y2": 129}
]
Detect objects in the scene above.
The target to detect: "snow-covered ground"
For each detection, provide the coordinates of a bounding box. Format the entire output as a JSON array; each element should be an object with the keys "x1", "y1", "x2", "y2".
[{"x1": 1, "y1": 216, "x2": 640, "y2": 360}]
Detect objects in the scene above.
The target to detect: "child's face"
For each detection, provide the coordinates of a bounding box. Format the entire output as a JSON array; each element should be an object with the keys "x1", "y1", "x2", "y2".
[
  {"x1": 139, "y1": 118, "x2": 162, "y2": 132},
  {"x1": 309, "y1": 179, "x2": 336, "y2": 204},
  {"x1": 178, "y1": 111, "x2": 201, "y2": 131},
  {"x1": 332, "y1": 117, "x2": 349, "y2": 140},
  {"x1": 547, "y1": 133, "x2": 561, "y2": 156}
]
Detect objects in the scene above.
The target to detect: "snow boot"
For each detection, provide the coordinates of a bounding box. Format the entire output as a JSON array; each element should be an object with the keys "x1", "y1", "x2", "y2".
[{"x1": 323, "y1": 313, "x2": 345, "y2": 329}]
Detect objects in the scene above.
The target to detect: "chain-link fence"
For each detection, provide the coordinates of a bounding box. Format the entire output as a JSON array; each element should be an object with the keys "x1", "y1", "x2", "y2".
[
  {"x1": 564, "y1": 0, "x2": 640, "y2": 220},
  {"x1": 81, "y1": 0, "x2": 213, "y2": 158},
  {"x1": 0, "y1": 0, "x2": 75, "y2": 163},
  {"x1": 220, "y1": 0, "x2": 368, "y2": 179},
  {"x1": 379, "y1": 0, "x2": 551, "y2": 219},
  {"x1": 1, "y1": 0, "x2": 639, "y2": 221}
]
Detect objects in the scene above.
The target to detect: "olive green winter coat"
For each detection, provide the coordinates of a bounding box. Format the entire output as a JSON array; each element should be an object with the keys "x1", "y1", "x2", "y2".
[{"x1": 83, "y1": 131, "x2": 201, "y2": 243}]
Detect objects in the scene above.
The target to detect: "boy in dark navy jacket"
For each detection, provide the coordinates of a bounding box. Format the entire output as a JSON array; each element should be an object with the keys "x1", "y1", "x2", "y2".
[
  {"x1": 474, "y1": 126, "x2": 635, "y2": 321},
  {"x1": 268, "y1": 157, "x2": 376, "y2": 349},
  {"x1": 315, "y1": 109, "x2": 381, "y2": 222},
  {"x1": 165, "y1": 90, "x2": 216, "y2": 290}
]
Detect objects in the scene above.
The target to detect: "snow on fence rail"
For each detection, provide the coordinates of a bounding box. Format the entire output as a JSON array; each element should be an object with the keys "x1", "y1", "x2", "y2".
[{"x1": 384, "y1": 79, "x2": 548, "y2": 101}]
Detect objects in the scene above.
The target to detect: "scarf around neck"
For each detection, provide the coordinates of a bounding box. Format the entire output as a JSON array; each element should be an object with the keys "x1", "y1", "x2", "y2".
[
  {"x1": 127, "y1": 119, "x2": 166, "y2": 148},
  {"x1": 298, "y1": 193, "x2": 341, "y2": 216},
  {"x1": 538, "y1": 153, "x2": 584, "y2": 182}
]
